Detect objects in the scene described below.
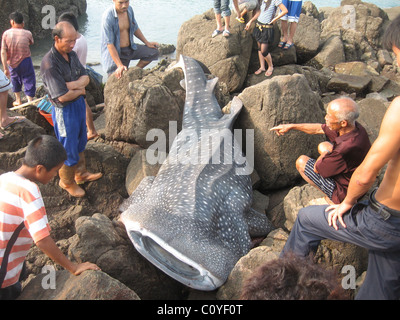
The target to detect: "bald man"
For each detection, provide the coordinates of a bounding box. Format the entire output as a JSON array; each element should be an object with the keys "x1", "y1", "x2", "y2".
[
  {"x1": 41, "y1": 21, "x2": 102, "y2": 197},
  {"x1": 270, "y1": 97, "x2": 371, "y2": 204}
]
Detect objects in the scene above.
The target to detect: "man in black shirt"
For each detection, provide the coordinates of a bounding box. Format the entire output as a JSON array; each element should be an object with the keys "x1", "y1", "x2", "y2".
[{"x1": 41, "y1": 21, "x2": 102, "y2": 197}]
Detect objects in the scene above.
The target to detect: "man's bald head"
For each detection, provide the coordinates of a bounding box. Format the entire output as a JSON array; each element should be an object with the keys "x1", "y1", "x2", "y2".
[
  {"x1": 328, "y1": 97, "x2": 360, "y2": 125},
  {"x1": 52, "y1": 21, "x2": 76, "y2": 40}
]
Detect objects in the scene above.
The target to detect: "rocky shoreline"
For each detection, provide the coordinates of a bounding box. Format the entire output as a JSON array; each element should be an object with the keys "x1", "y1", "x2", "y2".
[{"x1": 1, "y1": 0, "x2": 399, "y2": 300}]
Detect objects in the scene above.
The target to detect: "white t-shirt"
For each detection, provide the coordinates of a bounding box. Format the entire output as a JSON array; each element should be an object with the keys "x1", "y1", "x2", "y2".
[{"x1": 73, "y1": 33, "x2": 88, "y2": 68}]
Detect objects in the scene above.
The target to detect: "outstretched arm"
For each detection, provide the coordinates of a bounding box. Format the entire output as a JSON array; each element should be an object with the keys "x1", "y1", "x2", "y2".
[{"x1": 270, "y1": 123, "x2": 324, "y2": 136}]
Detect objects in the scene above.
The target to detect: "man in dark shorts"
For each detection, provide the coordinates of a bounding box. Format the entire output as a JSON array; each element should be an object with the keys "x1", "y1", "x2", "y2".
[
  {"x1": 270, "y1": 97, "x2": 371, "y2": 204},
  {"x1": 101, "y1": 0, "x2": 159, "y2": 79},
  {"x1": 41, "y1": 21, "x2": 102, "y2": 198}
]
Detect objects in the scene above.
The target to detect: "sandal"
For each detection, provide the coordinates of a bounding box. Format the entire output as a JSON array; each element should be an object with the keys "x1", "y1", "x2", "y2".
[
  {"x1": 254, "y1": 68, "x2": 266, "y2": 75},
  {"x1": 283, "y1": 43, "x2": 294, "y2": 50},
  {"x1": 236, "y1": 17, "x2": 245, "y2": 24},
  {"x1": 278, "y1": 41, "x2": 286, "y2": 49},
  {"x1": 265, "y1": 68, "x2": 274, "y2": 77},
  {"x1": 0, "y1": 116, "x2": 25, "y2": 130},
  {"x1": 223, "y1": 30, "x2": 231, "y2": 37},
  {"x1": 212, "y1": 29, "x2": 223, "y2": 38}
]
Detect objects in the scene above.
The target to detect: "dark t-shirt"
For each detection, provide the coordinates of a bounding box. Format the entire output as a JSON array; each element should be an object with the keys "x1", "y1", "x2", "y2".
[
  {"x1": 315, "y1": 122, "x2": 371, "y2": 203},
  {"x1": 40, "y1": 45, "x2": 87, "y2": 108}
]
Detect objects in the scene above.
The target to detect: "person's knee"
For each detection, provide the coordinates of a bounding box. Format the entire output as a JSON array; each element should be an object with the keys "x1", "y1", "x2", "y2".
[{"x1": 296, "y1": 155, "x2": 309, "y2": 173}]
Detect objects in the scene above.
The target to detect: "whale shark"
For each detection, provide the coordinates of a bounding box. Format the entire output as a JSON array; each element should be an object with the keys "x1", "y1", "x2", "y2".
[{"x1": 120, "y1": 55, "x2": 273, "y2": 291}]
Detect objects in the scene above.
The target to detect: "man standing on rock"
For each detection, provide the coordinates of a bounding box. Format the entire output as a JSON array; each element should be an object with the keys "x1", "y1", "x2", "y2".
[
  {"x1": 101, "y1": 0, "x2": 159, "y2": 79},
  {"x1": 41, "y1": 21, "x2": 102, "y2": 198},
  {"x1": 270, "y1": 97, "x2": 371, "y2": 205},
  {"x1": 280, "y1": 15, "x2": 400, "y2": 300}
]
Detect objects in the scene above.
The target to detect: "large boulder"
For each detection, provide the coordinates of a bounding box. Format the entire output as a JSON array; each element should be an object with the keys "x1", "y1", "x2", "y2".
[
  {"x1": 292, "y1": 13, "x2": 321, "y2": 64},
  {"x1": 177, "y1": 9, "x2": 253, "y2": 93},
  {"x1": 216, "y1": 228, "x2": 288, "y2": 300},
  {"x1": 0, "y1": 0, "x2": 87, "y2": 40},
  {"x1": 19, "y1": 270, "x2": 140, "y2": 300},
  {"x1": 104, "y1": 67, "x2": 185, "y2": 149},
  {"x1": 235, "y1": 74, "x2": 325, "y2": 191},
  {"x1": 320, "y1": 0, "x2": 390, "y2": 61},
  {"x1": 67, "y1": 213, "x2": 186, "y2": 300}
]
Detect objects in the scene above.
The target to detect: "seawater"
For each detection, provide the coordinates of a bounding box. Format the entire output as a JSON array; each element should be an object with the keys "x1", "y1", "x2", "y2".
[{"x1": 30, "y1": 0, "x2": 398, "y2": 79}]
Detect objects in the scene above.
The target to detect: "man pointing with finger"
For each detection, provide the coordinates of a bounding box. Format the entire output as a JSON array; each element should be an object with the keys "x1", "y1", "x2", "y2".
[
  {"x1": 280, "y1": 15, "x2": 400, "y2": 300},
  {"x1": 270, "y1": 97, "x2": 370, "y2": 204}
]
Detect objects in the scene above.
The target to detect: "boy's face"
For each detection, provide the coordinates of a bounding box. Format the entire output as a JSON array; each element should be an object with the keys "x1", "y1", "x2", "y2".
[{"x1": 36, "y1": 163, "x2": 63, "y2": 185}]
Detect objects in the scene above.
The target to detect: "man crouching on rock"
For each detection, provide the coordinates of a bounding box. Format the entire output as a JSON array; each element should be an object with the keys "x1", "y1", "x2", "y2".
[
  {"x1": 270, "y1": 97, "x2": 371, "y2": 205},
  {"x1": 0, "y1": 135, "x2": 100, "y2": 300},
  {"x1": 41, "y1": 21, "x2": 102, "y2": 197}
]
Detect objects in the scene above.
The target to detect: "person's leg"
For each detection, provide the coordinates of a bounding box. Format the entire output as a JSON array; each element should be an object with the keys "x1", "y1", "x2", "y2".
[
  {"x1": 129, "y1": 45, "x2": 159, "y2": 69},
  {"x1": 53, "y1": 99, "x2": 86, "y2": 197},
  {"x1": 255, "y1": 42, "x2": 266, "y2": 74},
  {"x1": 21, "y1": 57, "x2": 36, "y2": 102},
  {"x1": 221, "y1": 0, "x2": 231, "y2": 36},
  {"x1": 280, "y1": 19, "x2": 289, "y2": 44},
  {"x1": 9, "y1": 67, "x2": 23, "y2": 106},
  {"x1": 286, "y1": 21, "x2": 298, "y2": 46},
  {"x1": 264, "y1": 53, "x2": 273, "y2": 77},
  {"x1": 0, "y1": 90, "x2": 24, "y2": 129},
  {"x1": 283, "y1": 202, "x2": 400, "y2": 299},
  {"x1": 214, "y1": 0, "x2": 224, "y2": 33},
  {"x1": 296, "y1": 156, "x2": 336, "y2": 203},
  {"x1": 85, "y1": 99, "x2": 98, "y2": 140}
]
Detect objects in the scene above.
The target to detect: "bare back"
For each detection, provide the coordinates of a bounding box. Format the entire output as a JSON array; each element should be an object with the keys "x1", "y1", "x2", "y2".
[
  {"x1": 118, "y1": 11, "x2": 130, "y2": 48},
  {"x1": 372, "y1": 97, "x2": 400, "y2": 210},
  {"x1": 376, "y1": 150, "x2": 400, "y2": 210}
]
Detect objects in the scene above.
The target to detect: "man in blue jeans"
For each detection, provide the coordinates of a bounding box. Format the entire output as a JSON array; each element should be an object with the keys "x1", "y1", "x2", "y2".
[
  {"x1": 281, "y1": 15, "x2": 400, "y2": 300},
  {"x1": 101, "y1": 0, "x2": 159, "y2": 79}
]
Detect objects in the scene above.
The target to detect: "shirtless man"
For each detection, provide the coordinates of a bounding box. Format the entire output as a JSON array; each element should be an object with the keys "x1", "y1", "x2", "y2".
[
  {"x1": 101, "y1": 0, "x2": 159, "y2": 79},
  {"x1": 280, "y1": 15, "x2": 400, "y2": 300}
]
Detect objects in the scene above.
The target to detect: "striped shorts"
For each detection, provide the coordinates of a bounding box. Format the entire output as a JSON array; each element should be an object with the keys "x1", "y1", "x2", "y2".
[{"x1": 304, "y1": 158, "x2": 336, "y2": 200}]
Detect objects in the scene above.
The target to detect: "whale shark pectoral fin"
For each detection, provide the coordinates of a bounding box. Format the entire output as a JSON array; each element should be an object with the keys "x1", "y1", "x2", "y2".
[
  {"x1": 206, "y1": 77, "x2": 219, "y2": 93},
  {"x1": 179, "y1": 79, "x2": 186, "y2": 90},
  {"x1": 230, "y1": 96, "x2": 243, "y2": 115},
  {"x1": 245, "y1": 207, "x2": 274, "y2": 238},
  {"x1": 119, "y1": 176, "x2": 156, "y2": 212}
]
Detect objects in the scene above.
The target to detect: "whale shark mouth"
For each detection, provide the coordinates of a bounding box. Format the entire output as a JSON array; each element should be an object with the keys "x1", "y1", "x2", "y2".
[{"x1": 124, "y1": 220, "x2": 224, "y2": 291}]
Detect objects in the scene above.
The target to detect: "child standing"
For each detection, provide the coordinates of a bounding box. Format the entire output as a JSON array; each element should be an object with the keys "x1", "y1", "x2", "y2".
[
  {"x1": 0, "y1": 135, "x2": 100, "y2": 300},
  {"x1": 245, "y1": 0, "x2": 288, "y2": 76},
  {"x1": 212, "y1": 0, "x2": 241, "y2": 37}
]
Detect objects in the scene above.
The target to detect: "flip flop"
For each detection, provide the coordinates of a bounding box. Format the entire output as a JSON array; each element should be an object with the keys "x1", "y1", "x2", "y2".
[
  {"x1": 278, "y1": 41, "x2": 286, "y2": 48},
  {"x1": 223, "y1": 30, "x2": 231, "y2": 37},
  {"x1": 212, "y1": 29, "x2": 223, "y2": 38},
  {"x1": 283, "y1": 43, "x2": 294, "y2": 50},
  {"x1": 265, "y1": 69, "x2": 274, "y2": 77},
  {"x1": 1, "y1": 116, "x2": 25, "y2": 130},
  {"x1": 236, "y1": 17, "x2": 245, "y2": 24},
  {"x1": 254, "y1": 68, "x2": 266, "y2": 75}
]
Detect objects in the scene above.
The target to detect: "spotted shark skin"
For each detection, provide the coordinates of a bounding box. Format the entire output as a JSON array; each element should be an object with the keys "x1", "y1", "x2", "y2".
[{"x1": 120, "y1": 55, "x2": 273, "y2": 291}]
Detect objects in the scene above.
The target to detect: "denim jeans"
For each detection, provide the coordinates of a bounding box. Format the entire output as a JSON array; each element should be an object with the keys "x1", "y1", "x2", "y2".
[
  {"x1": 214, "y1": 0, "x2": 231, "y2": 17},
  {"x1": 281, "y1": 201, "x2": 400, "y2": 300}
]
